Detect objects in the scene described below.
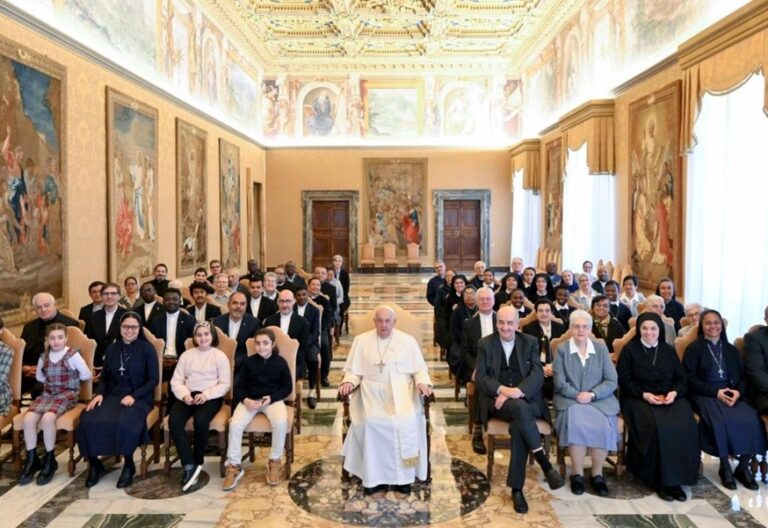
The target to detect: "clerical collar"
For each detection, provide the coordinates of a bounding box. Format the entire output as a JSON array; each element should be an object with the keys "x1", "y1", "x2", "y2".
[
  {"x1": 554, "y1": 302, "x2": 567, "y2": 309},
  {"x1": 640, "y1": 338, "x2": 658, "y2": 348}
]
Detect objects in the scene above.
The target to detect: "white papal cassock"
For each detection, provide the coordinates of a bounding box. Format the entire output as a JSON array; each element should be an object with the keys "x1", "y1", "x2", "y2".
[{"x1": 340, "y1": 328, "x2": 432, "y2": 487}]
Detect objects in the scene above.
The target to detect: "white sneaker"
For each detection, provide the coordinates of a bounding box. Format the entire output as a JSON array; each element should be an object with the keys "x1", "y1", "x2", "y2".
[{"x1": 182, "y1": 465, "x2": 203, "y2": 492}]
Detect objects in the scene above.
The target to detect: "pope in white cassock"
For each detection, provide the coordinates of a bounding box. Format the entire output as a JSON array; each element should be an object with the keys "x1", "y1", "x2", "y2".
[{"x1": 338, "y1": 306, "x2": 433, "y2": 495}]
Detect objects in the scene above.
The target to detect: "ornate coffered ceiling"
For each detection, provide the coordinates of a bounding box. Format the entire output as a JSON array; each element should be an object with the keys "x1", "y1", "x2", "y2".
[{"x1": 203, "y1": 0, "x2": 584, "y2": 74}]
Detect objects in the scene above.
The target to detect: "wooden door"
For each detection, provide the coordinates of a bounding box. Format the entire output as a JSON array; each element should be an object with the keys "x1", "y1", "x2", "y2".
[
  {"x1": 312, "y1": 201, "x2": 349, "y2": 269},
  {"x1": 443, "y1": 200, "x2": 480, "y2": 270}
]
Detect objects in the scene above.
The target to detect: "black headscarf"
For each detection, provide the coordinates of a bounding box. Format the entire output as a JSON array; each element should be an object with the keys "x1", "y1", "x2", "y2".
[
  {"x1": 696, "y1": 309, "x2": 729, "y2": 344},
  {"x1": 527, "y1": 272, "x2": 555, "y2": 300},
  {"x1": 632, "y1": 312, "x2": 666, "y2": 345}
]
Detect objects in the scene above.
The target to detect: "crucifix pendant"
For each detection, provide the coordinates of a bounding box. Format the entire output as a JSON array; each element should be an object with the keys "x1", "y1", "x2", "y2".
[
  {"x1": 119, "y1": 365, "x2": 126, "y2": 376},
  {"x1": 718, "y1": 367, "x2": 724, "y2": 378},
  {"x1": 375, "y1": 361, "x2": 385, "y2": 373}
]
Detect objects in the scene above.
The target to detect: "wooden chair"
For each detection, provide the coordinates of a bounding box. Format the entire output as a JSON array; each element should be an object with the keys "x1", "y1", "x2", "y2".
[
  {"x1": 487, "y1": 417, "x2": 552, "y2": 479},
  {"x1": 518, "y1": 311, "x2": 538, "y2": 329},
  {"x1": 59, "y1": 309, "x2": 86, "y2": 331},
  {"x1": 359, "y1": 241, "x2": 375, "y2": 271},
  {"x1": 349, "y1": 304, "x2": 423, "y2": 347},
  {"x1": 139, "y1": 331, "x2": 164, "y2": 477},
  {"x1": 162, "y1": 328, "x2": 236, "y2": 477},
  {"x1": 383, "y1": 242, "x2": 398, "y2": 271},
  {"x1": 611, "y1": 327, "x2": 635, "y2": 364},
  {"x1": 12, "y1": 326, "x2": 95, "y2": 475},
  {"x1": 241, "y1": 327, "x2": 299, "y2": 478},
  {"x1": 406, "y1": 242, "x2": 421, "y2": 272},
  {"x1": 0, "y1": 329, "x2": 24, "y2": 471},
  {"x1": 674, "y1": 325, "x2": 698, "y2": 362}
]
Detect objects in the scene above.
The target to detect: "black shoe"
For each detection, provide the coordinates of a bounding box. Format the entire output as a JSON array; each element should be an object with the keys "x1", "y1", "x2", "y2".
[
  {"x1": 657, "y1": 487, "x2": 675, "y2": 502},
  {"x1": 590, "y1": 475, "x2": 609, "y2": 497},
  {"x1": 307, "y1": 396, "x2": 317, "y2": 409},
  {"x1": 511, "y1": 489, "x2": 528, "y2": 514},
  {"x1": 544, "y1": 467, "x2": 565, "y2": 490},
  {"x1": 321, "y1": 379, "x2": 330, "y2": 388},
  {"x1": 36, "y1": 451, "x2": 58, "y2": 486},
  {"x1": 18, "y1": 449, "x2": 40, "y2": 485},
  {"x1": 394, "y1": 484, "x2": 411, "y2": 495},
  {"x1": 116, "y1": 464, "x2": 135, "y2": 489},
  {"x1": 363, "y1": 484, "x2": 386, "y2": 496},
  {"x1": 570, "y1": 474, "x2": 585, "y2": 495},
  {"x1": 734, "y1": 466, "x2": 759, "y2": 491},
  {"x1": 719, "y1": 466, "x2": 737, "y2": 490},
  {"x1": 471, "y1": 434, "x2": 487, "y2": 455},
  {"x1": 85, "y1": 460, "x2": 106, "y2": 488},
  {"x1": 182, "y1": 464, "x2": 203, "y2": 493},
  {"x1": 670, "y1": 485, "x2": 687, "y2": 502}
]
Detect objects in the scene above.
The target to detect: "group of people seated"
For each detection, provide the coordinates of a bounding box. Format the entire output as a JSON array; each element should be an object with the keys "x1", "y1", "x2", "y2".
[
  {"x1": 427, "y1": 257, "x2": 768, "y2": 513},
  {"x1": 11, "y1": 255, "x2": 351, "y2": 492}
]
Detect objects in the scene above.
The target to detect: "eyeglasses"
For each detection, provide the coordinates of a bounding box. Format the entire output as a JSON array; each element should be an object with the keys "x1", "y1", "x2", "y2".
[
  {"x1": 102, "y1": 291, "x2": 119, "y2": 296},
  {"x1": 121, "y1": 324, "x2": 140, "y2": 330},
  {"x1": 277, "y1": 299, "x2": 293, "y2": 303}
]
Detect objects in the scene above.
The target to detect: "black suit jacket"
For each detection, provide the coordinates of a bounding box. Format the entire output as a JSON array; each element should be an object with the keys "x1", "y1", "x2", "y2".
[
  {"x1": 591, "y1": 280, "x2": 608, "y2": 294},
  {"x1": 610, "y1": 302, "x2": 632, "y2": 331},
  {"x1": 522, "y1": 320, "x2": 566, "y2": 364},
  {"x1": 87, "y1": 307, "x2": 127, "y2": 367},
  {"x1": 149, "y1": 311, "x2": 196, "y2": 356},
  {"x1": 461, "y1": 312, "x2": 497, "y2": 382},
  {"x1": 212, "y1": 313, "x2": 260, "y2": 370},
  {"x1": 190, "y1": 303, "x2": 222, "y2": 322},
  {"x1": 475, "y1": 332, "x2": 547, "y2": 427},
  {"x1": 264, "y1": 312, "x2": 311, "y2": 371},
  {"x1": 745, "y1": 326, "x2": 768, "y2": 412},
  {"x1": 21, "y1": 312, "x2": 80, "y2": 367},
  {"x1": 309, "y1": 294, "x2": 332, "y2": 339},
  {"x1": 295, "y1": 303, "x2": 321, "y2": 359},
  {"x1": 246, "y1": 295, "x2": 277, "y2": 323},
  {"x1": 320, "y1": 282, "x2": 338, "y2": 313},
  {"x1": 138, "y1": 302, "x2": 166, "y2": 327},
  {"x1": 285, "y1": 274, "x2": 307, "y2": 290}
]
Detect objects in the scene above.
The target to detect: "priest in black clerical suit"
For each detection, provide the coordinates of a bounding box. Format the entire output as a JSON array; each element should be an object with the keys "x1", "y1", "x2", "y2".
[
  {"x1": 246, "y1": 294, "x2": 277, "y2": 324},
  {"x1": 745, "y1": 313, "x2": 768, "y2": 414},
  {"x1": 264, "y1": 295, "x2": 311, "y2": 379},
  {"x1": 88, "y1": 306, "x2": 127, "y2": 367}
]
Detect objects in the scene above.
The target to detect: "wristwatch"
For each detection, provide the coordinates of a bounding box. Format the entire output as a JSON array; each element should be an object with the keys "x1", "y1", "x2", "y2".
[{"x1": 590, "y1": 392, "x2": 596, "y2": 401}]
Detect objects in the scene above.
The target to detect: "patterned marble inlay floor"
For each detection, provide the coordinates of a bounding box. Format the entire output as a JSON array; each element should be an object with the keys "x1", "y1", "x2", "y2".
[{"x1": 4, "y1": 273, "x2": 768, "y2": 527}]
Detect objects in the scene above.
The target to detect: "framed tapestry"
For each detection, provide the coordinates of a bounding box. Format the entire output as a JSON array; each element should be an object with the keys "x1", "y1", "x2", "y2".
[
  {"x1": 176, "y1": 119, "x2": 207, "y2": 276},
  {"x1": 628, "y1": 81, "x2": 682, "y2": 290},
  {"x1": 544, "y1": 138, "x2": 563, "y2": 253},
  {"x1": 0, "y1": 36, "x2": 66, "y2": 324},
  {"x1": 219, "y1": 139, "x2": 240, "y2": 269},
  {"x1": 106, "y1": 87, "x2": 158, "y2": 282},
  {"x1": 363, "y1": 158, "x2": 427, "y2": 251}
]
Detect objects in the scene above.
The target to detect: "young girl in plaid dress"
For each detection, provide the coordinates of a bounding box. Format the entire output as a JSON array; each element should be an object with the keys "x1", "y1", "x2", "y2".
[{"x1": 19, "y1": 323, "x2": 91, "y2": 486}]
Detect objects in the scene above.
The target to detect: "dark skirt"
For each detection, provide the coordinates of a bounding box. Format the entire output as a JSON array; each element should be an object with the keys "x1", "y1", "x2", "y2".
[
  {"x1": 623, "y1": 397, "x2": 700, "y2": 487},
  {"x1": 76, "y1": 395, "x2": 152, "y2": 457},
  {"x1": 693, "y1": 396, "x2": 766, "y2": 458}
]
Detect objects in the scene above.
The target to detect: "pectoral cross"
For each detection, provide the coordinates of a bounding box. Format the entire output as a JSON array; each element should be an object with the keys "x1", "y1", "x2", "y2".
[
  {"x1": 717, "y1": 367, "x2": 724, "y2": 378},
  {"x1": 119, "y1": 364, "x2": 126, "y2": 376},
  {"x1": 375, "y1": 360, "x2": 386, "y2": 373}
]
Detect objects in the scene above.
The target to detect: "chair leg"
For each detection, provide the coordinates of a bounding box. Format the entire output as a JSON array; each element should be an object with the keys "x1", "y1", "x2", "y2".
[
  {"x1": 12, "y1": 428, "x2": 21, "y2": 473},
  {"x1": 557, "y1": 446, "x2": 566, "y2": 477},
  {"x1": 140, "y1": 444, "x2": 148, "y2": 478},
  {"x1": 248, "y1": 433, "x2": 255, "y2": 463},
  {"x1": 285, "y1": 431, "x2": 292, "y2": 476},
  {"x1": 163, "y1": 427, "x2": 171, "y2": 474},
  {"x1": 487, "y1": 435, "x2": 494, "y2": 479},
  {"x1": 67, "y1": 431, "x2": 75, "y2": 477},
  {"x1": 153, "y1": 422, "x2": 161, "y2": 464},
  {"x1": 219, "y1": 430, "x2": 227, "y2": 478}
]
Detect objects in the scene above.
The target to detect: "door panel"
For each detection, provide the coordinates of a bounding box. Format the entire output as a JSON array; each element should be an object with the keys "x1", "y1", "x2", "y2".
[
  {"x1": 312, "y1": 201, "x2": 349, "y2": 269},
  {"x1": 443, "y1": 200, "x2": 480, "y2": 270}
]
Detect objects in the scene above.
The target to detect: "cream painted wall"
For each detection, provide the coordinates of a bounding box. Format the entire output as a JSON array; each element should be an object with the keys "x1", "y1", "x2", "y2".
[
  {"x1": 264, "y1": 148, "x2": 512, "y2": 270},
  {"x1": 0, "y1": 14, "x2": 266, "y2": 323}
]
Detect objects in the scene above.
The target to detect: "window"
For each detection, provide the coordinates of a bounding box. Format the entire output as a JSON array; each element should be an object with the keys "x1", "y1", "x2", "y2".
[
  {"x1": 684, "y1": 72, "x2": 768, "y2": 337},
  {"x1": 510, "y1": 168, "x2": 541, "y2": 268}
]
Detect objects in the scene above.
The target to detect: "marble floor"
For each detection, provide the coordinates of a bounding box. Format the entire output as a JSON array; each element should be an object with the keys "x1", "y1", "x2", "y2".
[{"x1": 4, "y1": 273, "x2": 768, "y2": 527}]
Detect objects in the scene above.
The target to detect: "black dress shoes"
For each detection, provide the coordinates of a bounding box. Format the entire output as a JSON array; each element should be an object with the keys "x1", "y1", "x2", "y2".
[
  {"x1": 363, "y1": 484, "x2": 387, "y2": 496},
  {"x1": 669, "y1": 485, "x2": 687, "y2": 502},
  {"x1": 590, "y1": 475, "x2": 609, "y2": 497},
  {"x1": 321, "y1": 379, "x2": 330, "y2": 388},
  {"x1": 394, "y1": 484, "x2": 411, "y2": 495},
  {"x1": 116, "y1": 464, "x2": 135, "y2": 489},
  {"x1": 544, "y1": 467, "x2": 565, "y2": 490},
  {"x1": 511, "y1": 489, "x2": 529, "y2": 514},
  {"x1": 85, "y1": 460, "x2": 106, "y2": 488},
  {"x1": 570, "y1": 474, "x2": 585, "y2": 495},
  {"x1": 471, "y1": 434, "x2": 487, "y2": 455},
  {"x1": 36, "y1": 451, "x2": 58, "y2": 486},
  {"x1": 734, "y1": 466, "x2": 760, "y2": 490},
  {"x1": 18, "y1": 449, "x2": 40, "y2": 485},
  {"x1": 657, "y1": 487, "x2": 675, "y2": 502},
  {"x1": 719, "y1": 466, "x2": 737, "y2": 490},
  {"x1": 307, "y1": 396, "x2": 317, "y2": 409}
]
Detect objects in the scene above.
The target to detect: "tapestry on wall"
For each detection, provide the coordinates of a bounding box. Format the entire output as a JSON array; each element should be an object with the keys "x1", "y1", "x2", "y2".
[
  {"x1": 628, "y1": 81, "x2": 683, "y2": 289},
  {"x1": 176, "y1": 119, "x2": 207, "y2": 276},
  {"x1": 363, "y1": 158, "x2": 427, "y2": 251},
  {"x1": 544, "y1": 138, "x2": 563, "y2": 253},
  {"x1": 0, "y1": 36, "x2": 66, "y2": 324},
  {"x1": 107, "y1": 87, "x2": 158, "y2": 282},
  {"x1": 219, "y1": 139, "x2": 240, "y2": 269}
]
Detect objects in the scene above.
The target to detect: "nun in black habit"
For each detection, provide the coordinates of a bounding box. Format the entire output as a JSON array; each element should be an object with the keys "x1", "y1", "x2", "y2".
[{"x1": 77, "y1": 311, "x2": 159, "y2": 488}]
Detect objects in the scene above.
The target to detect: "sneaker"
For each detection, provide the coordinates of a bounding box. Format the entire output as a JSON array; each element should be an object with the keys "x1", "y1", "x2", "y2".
[
  {"x1": 267, "y1": 458, "x2": 283, "y2": 486},
  {"x1": 181, "y1": 465, "x2": 203, "y2": 493},
  {"x1": 222, "y1": 464, "x2": 244, "y2": 492}
]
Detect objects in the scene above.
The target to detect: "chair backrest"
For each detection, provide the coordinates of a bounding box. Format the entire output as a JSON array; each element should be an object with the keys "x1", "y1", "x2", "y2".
[
  {"x1": 248, "y1": 326, "x2": 298, "y2": 403},
  {"x1": 383, "y1": 242, "x2": 397, "y2": 260},
  {"x1": 182, "y1": 327, "x2": 235, "y2": 401},
  {"x1": 674, "y1": 325, "x2": 698, "y2": 362},
  {"x1": 0, "y1": 328, "x2": 25, "y2": 404},
  {"x1": 360, "y1": 241, "x2": 375, "y2": 261},
  {"x1": 519, "y1": 311, "x2": 537, "y2": 329},
  {"x1": 406, "y1": 242, "x2": 419, "y2": 260},
  {"x1": 612, "y1": 326, "x2": 636, "y2": 363},
  {"x1": 349, "y1": 304, "x2": 423, "y2": 346},
  {"x1": 550, "y1": 330, "x2": 573, "y2": 355},
  {"x1": 61, "y1": 308, "x2": 87, "y2": 331},
  {"x1": 206, "y1": 294, "x2": 228, "y2": 314},
  {"x1": 65, "y1": 326, "x2": 96, "y2": 401},
  {"x1": 297, "y1": 266, "x2": 313, "y2": 281}
]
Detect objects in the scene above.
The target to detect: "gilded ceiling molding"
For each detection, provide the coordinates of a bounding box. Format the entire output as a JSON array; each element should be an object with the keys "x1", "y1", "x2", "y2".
[
  {"x1": 509, "y1": 138, "x2": 541, "y2": 191},
  {"x1": 677, "y1": 0, "x2": 768, "y2": 153},
  {"x1": 557, "y1": 99, "x2": 615, "y2": 174}
]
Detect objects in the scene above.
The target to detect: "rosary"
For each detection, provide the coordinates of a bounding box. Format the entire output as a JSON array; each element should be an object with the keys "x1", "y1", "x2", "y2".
[{"x1": 375, "y1": 336, "x2": 393, "y2": 373}]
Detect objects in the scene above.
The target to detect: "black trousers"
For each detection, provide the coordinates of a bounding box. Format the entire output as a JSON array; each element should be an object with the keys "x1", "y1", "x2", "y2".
[
  {"x1": 168, "y1": 397, "x2": 223, "y2": 466},
  {"x1": 308, "y1": 332, "x2": 332, "y2": 385},
  {"x1": 491, "y1": 398, "x2": 546, "y2": 489}
]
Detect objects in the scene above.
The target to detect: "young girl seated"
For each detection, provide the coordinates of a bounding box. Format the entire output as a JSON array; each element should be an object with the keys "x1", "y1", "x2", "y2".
[
  {"x1": 169, "y1": 321, "x2": 231, "y2": 493},
  {"x1": 222, "y1": 328, "x2": 292, "y2": 491},
  {"x1": 20, "y1": 323, "x2": 91, "y2": 485}
]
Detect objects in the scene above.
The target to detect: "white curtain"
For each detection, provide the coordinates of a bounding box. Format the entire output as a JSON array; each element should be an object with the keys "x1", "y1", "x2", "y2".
[
  {"x1": 685, "y1": 72, "x2": 768, "y2": 338},
  {"x1": 511, "y1": 168, "x2": 541, "y2": 268},
  {"x1": 561, "y1": 144, "x2": 616, "y2": 271}
]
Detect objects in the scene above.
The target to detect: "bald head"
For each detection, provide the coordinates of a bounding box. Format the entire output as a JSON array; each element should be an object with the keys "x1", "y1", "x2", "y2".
[
  {"x1": 496, "y1": 305, "x2": 519, "y2": 341},
  {"x1": 277, "y1": 289, "x2": 295, "y2": 314},
  {"x1": 373, "y1": 306, "x2": 397, "y2": 338}
]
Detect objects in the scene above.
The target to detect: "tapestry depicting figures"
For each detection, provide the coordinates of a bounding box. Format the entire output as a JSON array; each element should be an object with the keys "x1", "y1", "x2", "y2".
[
  {"x1": 544, "y1": 138, "x2": 563, "y2": 253},
  {"x1": 176, "y1": 119, "x2": 207, "y2": 276},
  {"x1": 107, "y1": 88, "x2": 158, "y2": 283},
  {"x1": 219, "y1": 139, "x2": 240, "y2": 269},
  {"x1": 0, "y1": 36, "x2": 65, "y2": 324},
  {"x1": 363, "y1": 158, "x2": 426, "y2": 251},
  {"x1": 629, "y1": 81, "x2": 683, "y2": 289}
]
